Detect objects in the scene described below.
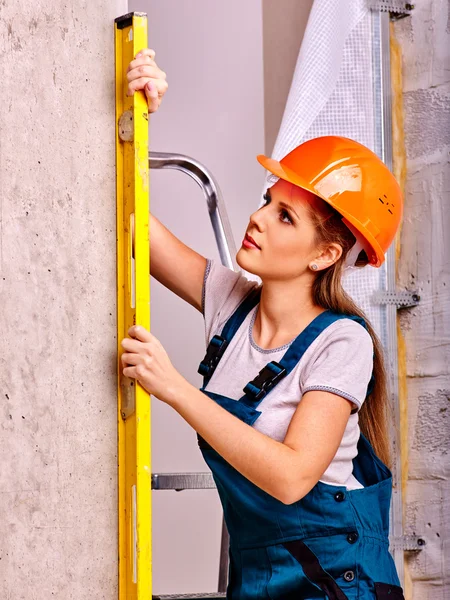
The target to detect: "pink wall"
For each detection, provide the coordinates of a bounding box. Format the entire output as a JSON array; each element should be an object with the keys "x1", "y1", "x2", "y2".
[{"x1": 129, "y1": 0, "x2": 311, "y2": 594}]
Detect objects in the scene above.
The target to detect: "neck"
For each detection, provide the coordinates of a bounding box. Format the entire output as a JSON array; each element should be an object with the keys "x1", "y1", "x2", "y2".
[{"x1": 252, "y1": 276, "x2": 326, "y2": 349}]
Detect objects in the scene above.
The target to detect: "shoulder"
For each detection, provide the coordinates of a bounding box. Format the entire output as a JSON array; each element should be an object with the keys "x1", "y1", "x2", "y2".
[
  {"x1": 203, "y1": 258, "x2": 259, "y2": 310},
  {"x1": 310, "y1": 317, "x2": 373, "y2": 360},
  {"x1": 202, "y1": 258, "x2": 260, "y2": 338},
  {"x1": 300, "y1": 316, "x2": 374, "y2": 412}
]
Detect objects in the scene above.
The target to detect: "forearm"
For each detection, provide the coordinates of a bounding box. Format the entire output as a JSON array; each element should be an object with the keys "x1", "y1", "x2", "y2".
[
  {"x1": 168, "y1": 382, "x2": 310, "y2": 504},
  {"x1": 148, "y1": 212, "x2": 206, "y2": 311}
]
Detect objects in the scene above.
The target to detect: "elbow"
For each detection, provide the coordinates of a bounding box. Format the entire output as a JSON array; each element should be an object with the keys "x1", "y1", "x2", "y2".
[
  {"x1": 279, "y1": 490, "x2": 306, "y2": 506},
  {"x1": 278, "y1": 476, "x2": 316, "y2": 506}
]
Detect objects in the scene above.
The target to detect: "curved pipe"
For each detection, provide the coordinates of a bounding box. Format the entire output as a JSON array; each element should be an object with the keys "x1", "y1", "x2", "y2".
[{"x1": 149, "y1": 152, "x2": 237, "y2": 270}]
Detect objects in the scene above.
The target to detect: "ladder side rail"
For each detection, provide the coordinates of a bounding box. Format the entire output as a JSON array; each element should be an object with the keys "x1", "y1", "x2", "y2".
[{"x1": 149, "y1": 152, "x2": 236, "y2": 594}]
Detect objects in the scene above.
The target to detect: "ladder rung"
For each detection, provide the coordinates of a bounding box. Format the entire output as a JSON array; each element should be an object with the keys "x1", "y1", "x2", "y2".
[
  {"x1": 152, "y1": 473, "x2": 216, "y2": 490},
  {"x1": 153, "y1": 594, "x2": 227, "y2": 599}
]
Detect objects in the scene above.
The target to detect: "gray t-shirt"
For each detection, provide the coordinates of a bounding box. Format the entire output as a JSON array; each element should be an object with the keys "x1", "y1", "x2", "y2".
[{"x1": 201, "y1": 259, "x2": 374, "y2": 491}]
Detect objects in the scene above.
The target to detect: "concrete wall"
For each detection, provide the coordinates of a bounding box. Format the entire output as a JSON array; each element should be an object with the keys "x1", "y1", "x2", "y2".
[
  {"x1": 0, "y1": 1, "x2": 126, "y2": 598},
  {"x1": 393, "y1": 1, "x2": 450, "y2": 598}
]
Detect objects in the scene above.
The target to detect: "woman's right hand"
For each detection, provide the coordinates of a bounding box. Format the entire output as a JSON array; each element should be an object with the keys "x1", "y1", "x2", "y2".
[{"x1": 126, "y1": 48, "x2": 168, "y2": 113}]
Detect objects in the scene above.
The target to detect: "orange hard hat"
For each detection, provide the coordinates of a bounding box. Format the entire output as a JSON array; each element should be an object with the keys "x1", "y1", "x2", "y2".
[{"x1": 257, "y1": 136, "x2": 403, "y2": 267}]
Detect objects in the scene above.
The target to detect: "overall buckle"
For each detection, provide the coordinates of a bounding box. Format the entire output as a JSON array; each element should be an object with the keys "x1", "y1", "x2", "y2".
[
  {"x1": 243, "y1": 361, "x2": 287, "y2": 402},
  {"x1": 198, "y1": 335, "x2": 229, "y2": 378}
]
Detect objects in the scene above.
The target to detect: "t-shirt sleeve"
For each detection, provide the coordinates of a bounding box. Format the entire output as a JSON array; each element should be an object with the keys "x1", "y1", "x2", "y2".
[
  {"x1": 300, "y1": 319, "x2": 374, "y2": 412},
  {"x1": 201, "y1": 258, "x2": 259, "y2": 344}
]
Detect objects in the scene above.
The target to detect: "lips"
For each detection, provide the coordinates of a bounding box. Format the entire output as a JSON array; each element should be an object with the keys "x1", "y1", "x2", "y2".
[{"x1": 244, "y1": 233, "x2": 261, "y2": 249}]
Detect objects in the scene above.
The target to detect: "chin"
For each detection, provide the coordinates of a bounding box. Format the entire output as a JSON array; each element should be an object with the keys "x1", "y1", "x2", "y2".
[{"x1": 236, "y1": 248, "x2": 261, "y2": 277}]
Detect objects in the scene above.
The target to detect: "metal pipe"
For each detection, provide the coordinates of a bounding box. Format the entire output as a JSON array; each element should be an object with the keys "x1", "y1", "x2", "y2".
[{"x1": 149, "y1": 152, "x2": 238, "y2": 271}]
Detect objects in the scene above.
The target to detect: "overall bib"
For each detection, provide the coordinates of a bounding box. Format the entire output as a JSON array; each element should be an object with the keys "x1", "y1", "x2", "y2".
[{"x1": 197, "y1": 288, "x2": 404, "y2": 600}]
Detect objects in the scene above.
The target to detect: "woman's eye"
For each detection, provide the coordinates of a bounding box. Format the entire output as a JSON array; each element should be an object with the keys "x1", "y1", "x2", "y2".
[
  {"x1": 262, "y1": 194, "x2": 292, "y2": 224},
  {"x1": 280, "y1": 210, "x2": 293, "y2": 224}
]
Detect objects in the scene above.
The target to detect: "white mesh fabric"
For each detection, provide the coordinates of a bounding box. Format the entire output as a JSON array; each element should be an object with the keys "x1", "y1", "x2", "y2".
[
  {"x1": 252, "y1": 0, "x2": 385, "y2": 337},
  {"x1": 269, "y1": 0, "x2": 372, "y2": 164}
]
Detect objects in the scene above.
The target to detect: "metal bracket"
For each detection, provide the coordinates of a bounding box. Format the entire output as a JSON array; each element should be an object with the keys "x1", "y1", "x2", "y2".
[
  {"x1": 372, "y1": 290, "x2": 420, "y2": 308},
  {"x1": 389, "y1": 6, "x2": 414, "y2": 21},
  {"x1": 368, "y1": 1, "x2": 414, "y2": 19},
  {"x1": 390, "y1": 535, "x2": 426, "y2": 552}
]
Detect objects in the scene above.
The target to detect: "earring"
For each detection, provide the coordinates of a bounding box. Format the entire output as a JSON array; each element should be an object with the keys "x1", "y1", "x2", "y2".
[{"x1": 310, "y1": 264, "x2": 318, "y2": 271}]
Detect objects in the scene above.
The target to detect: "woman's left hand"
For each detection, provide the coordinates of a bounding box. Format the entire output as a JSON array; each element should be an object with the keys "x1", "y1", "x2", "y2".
[{"x1": 120, "y1": 325, "x2": 187, "y2": 405}]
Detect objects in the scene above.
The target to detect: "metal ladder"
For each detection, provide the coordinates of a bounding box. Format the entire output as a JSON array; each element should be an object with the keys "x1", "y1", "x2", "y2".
[{"x1": 149, "y1": 152, "x2": 236, "y2": 599}]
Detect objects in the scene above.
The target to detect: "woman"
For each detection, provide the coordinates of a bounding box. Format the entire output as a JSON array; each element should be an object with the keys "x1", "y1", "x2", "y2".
[{"x1": 121, "y1": 49, "x2": 404, "y2": 599}]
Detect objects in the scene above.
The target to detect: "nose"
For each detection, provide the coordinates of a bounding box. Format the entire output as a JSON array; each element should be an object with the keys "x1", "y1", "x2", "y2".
[{"x1": 248, "y1": 205, "x2": 266, "y2": 231}]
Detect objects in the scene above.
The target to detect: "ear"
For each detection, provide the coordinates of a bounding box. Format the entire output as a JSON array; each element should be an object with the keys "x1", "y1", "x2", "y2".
[{"x1": 313, "y1": 243, "x2": 343, "y2": 270}]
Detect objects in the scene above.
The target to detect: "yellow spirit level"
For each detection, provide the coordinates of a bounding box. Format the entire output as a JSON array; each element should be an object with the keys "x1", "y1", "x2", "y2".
[{"x1": 115, "y1": 12, "x2": 151, "y2": 600}]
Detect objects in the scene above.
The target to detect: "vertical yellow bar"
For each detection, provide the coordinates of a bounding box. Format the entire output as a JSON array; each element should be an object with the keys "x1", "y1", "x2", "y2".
[{"x1": 115, "y1": 12, "x2": 151, "y2": 600}]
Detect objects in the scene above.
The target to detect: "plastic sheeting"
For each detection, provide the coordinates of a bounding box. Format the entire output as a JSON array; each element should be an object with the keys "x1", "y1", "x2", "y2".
[{"x1": 259, "y1": 0, "x2": 386, "y2": 339}]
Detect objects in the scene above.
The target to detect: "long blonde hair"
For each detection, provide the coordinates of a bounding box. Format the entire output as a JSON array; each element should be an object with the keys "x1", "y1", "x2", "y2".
[{"x1": 307, "y1": 197, "x2": 391, "y2": 467}]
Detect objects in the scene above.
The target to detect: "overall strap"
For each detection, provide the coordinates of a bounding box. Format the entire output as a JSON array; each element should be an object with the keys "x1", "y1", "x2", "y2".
[
  {"x1": 241, "y1": 311, "x2": 373, "y2": 408},
  {"x1": 348, "y1": 315, "x2": 375, "y2": 397},
  {"x1": 198, "y1": 286, "x2": 262, "y2": 387}
]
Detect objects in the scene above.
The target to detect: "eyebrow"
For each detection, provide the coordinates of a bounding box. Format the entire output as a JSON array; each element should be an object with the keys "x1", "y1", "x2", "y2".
[
  {"x1": 265, "y1": 189, "x2": 300, "y2": 221},
  {"x1": 279, "y1": 201, "x2": 300, "y2": 221}
]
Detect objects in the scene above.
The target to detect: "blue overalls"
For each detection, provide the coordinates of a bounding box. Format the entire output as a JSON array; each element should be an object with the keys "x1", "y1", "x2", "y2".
[{"x1": 197, "y1": 287, "x2": 404, "y2": 599}]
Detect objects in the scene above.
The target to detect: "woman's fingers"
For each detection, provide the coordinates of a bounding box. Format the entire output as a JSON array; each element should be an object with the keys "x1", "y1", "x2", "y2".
[
  {"x1": 145, "y1": 83, "x2": 159, "y2": 113},
  {"x1": 126, "y1": 66, "x2": 165, "y2": 96},
  {"x1": 127, "y1": 75, "x2": 168, "y2": 98},
  {"x1": 137, "y1": 48, "x2": 156, "y2": 61},
  {"x1": 144, "y1": 80, "x2": 168, "y2": 113},
  {"x1": 127, "y1": 48, "x2": 156, "y2": 71},
  {"x1": 120, "y1": 337, "x2": 143, "y2": 354},
  {"x1": 126, "y1": 61, "x2": 163, "y2": 81},
  {"x1": 125, "y1": 48, "x2": 168, "y2": 111},
  {"x1": 121, "y1": 352, "x2": 140, "y2": 367},
  {"x1": 128, "y1": 325, "x2": 153, "y2": 343},
  {"x1": 126, "y1": 77, "x2": 168, "y2": 109}
]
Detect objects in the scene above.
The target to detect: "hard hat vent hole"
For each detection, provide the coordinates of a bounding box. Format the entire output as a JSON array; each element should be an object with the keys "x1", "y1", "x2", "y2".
[{"x1": 355, "y1": 250, "x2": 369, "y2": 267}]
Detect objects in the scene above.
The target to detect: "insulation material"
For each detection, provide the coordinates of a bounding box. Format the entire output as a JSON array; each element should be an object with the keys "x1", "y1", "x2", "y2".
[{"x1": 260, "y1": 0, "x2": 386, "y2": 340}]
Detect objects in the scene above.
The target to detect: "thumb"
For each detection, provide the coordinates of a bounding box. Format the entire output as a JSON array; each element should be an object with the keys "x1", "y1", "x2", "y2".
[
  {"x1": 145, "y1": 81, "x2": 158, "y2": 111},
  {"x1": 144, "y1": 81, "x2": 152, "y2": 95}
]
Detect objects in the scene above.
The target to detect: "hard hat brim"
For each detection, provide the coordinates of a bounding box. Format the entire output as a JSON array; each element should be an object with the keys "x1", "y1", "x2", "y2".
[{"x1": 257, "y1": 154, "x2": 385, "y2": 267}]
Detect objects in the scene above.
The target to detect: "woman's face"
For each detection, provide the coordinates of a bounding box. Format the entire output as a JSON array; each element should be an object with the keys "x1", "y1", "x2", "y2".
[{"x1": 236, "y1": 179, "x2": 321, "y2": 281}]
